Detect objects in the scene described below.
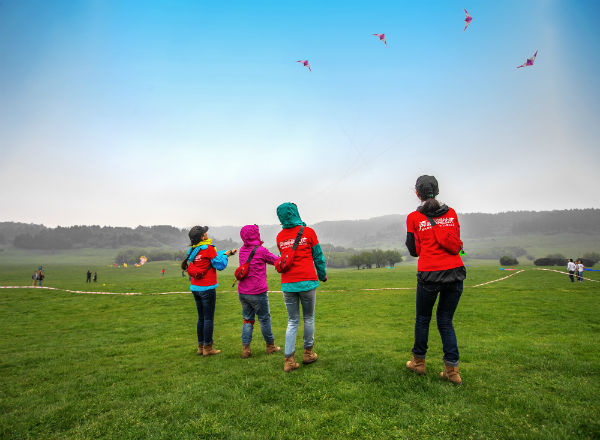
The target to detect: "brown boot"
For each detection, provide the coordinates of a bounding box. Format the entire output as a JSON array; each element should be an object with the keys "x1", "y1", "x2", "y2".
[
  {"x1": 202, "y1": 344, "x2": 221, "y2": 357},
  {"x1": 440, "y1": 363, "x2": 462, "y2": 385},
  {"x1": 302, "y1": 347, "x2": 318, "y2": 365},
  {"x1": 241, "y1": 345, "x2": 252, "y2": 359},
  {"x1": 284, "y1": 353, "x2": 300, "y2": 372},
  {"x1": 266, "y1": 342, "x2": 281, "y2": 354},
  {"x1": 406, "y1": 354, "x2": 426, "y2": 375},
  {"x1": 197, "y1": 344, "x2": 204, "y2": 355}
]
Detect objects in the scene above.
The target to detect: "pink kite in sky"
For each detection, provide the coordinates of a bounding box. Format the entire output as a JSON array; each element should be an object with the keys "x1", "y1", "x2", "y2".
[
  {"x1": 372, "y1": 33, "x2": 387, "y2": 46},
  {"x1": 297, "y1": 60, "x2": 311, "y2": 72},
  {"x1": 463, "y1": 9, "x2": 473, "y2": 31},
  {"x1": 517, "y1": 50, "x2": 538, "y2": 68}
]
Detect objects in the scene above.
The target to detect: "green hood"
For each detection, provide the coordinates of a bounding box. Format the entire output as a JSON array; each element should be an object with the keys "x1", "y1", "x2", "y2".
[{"x1": 276, "y1": 203, "x2": 306, "y2": 229}]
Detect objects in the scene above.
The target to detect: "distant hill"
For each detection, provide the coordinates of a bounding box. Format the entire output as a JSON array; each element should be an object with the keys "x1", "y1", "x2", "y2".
[
  {"x1": 1, "y1": 209, "x2": 599, "y2": 258},
  {"x1": 210, "y1": 209, "x2": 600, "y2": 249}
]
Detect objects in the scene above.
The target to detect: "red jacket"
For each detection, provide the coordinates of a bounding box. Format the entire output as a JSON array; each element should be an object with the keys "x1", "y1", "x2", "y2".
[
  {"x1": 276, "y1": 226, "x2": 319, "y2": 284},
  {"x1": 406, "y1": 208, "x2": 464, "y2": 272},
  {"x1": 187, "y1": 245, "x2": 218, "y2": 287}
]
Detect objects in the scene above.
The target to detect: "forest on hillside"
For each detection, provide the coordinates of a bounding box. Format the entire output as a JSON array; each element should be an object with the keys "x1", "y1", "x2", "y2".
[{"x1": 1, "y1": 209, "x2": 599, "y2": 251}]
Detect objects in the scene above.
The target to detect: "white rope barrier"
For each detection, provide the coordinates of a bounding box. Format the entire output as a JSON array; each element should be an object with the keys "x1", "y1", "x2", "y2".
[
  {"x1": 470, "y1": 270, "x2": 526, "y2": 287},
  {"x1": 0, "y1": 268, "x2": 596, "y2": 295}
]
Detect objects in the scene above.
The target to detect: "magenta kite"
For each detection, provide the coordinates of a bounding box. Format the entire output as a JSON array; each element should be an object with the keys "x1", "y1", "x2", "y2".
[
  {"x1": 297, "y1": 60, "x2": 311, "y2": 72},
  {"x1": 372, "y1": 33, "x2": 387, "y2": 46},
  {"x1": 463, "y1": 9, "x2": 473, "y2": 32},
  {"x1": 517, "y1": 50, "x2": 538, "y2": 69}
]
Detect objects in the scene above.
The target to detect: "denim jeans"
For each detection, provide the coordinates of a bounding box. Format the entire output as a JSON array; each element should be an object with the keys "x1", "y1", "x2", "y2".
[
  {"x1": 282, "y1": 288, "x2": 316, "y2": 357},
  {"x1": 569, "y1": 270, "x2": 575, "y2": 282},
  {"x1": 412, "y1": 281, "x2": 463, "y2": 367},
  {"x1": 579, "y1": 271, "x2": 584, "y2": 282},
  {"x1": 239, "y1": 292, "x2": 275, "y2": 345},
  {"x1": 192, "y1": 289, "x2": 216, "y2": 346}
]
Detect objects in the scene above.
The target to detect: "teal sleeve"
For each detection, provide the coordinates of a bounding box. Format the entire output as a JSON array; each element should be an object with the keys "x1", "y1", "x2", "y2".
[
  {"x1": 311, "y1": 243, "x2": 327, "y2": 281},
  {"x1": 211, "y1": 251, "x2": 229, "y2": 271}
]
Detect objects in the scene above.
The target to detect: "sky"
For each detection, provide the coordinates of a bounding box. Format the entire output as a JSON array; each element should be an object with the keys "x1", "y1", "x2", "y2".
[{"x1": 1, "y1": 0, "x2": 599, "y2": 227}]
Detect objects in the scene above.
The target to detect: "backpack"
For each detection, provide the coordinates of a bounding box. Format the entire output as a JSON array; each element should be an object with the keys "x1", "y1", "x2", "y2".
[
  {"x1": 275, "y1": 226, "x2": 305, "y2": 274},
  {"x1": 183, "y1": 247, "x2": 210, "y2": 280},
  {"x1": 232, "y1": 246, "x2": 258, "y2": 286},
  {"x1": 426, "y1": 216, "x2": 463, "y2": 255}
]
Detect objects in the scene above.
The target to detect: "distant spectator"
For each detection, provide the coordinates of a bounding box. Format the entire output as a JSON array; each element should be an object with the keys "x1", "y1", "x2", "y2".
[
  {"x1": 567, "y1": 259, "x2": 576, "y2": 283},
  {"x1": 577, "y1": 260, "x2": 585, "y2": 282},
  {"x1": 161, "y1": 268, "x2": 165, "y2": 278},
  {"x1": 93, "y1": 272, "x2": 97, "y2": 282},
  {"x1": 31, "y1": 271, "x2": 38, "y2": 286},
  {"x1": 86, "y1": 270, "x2": 92, "y2": 283},
  {"x1": 37, "y1": 267, "x2": 45, "y2": 287}
]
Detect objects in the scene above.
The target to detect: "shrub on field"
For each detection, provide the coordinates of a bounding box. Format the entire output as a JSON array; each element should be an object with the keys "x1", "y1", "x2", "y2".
[
  {"x1": 580, "y1": 252, "x2": 600, "y2": 267},
  {"x1": 534, "y1": 256, "x2": 567, "y2": 266},
  {"x1": 500, "y1": 256, "x2": 519, "y2": 266}
]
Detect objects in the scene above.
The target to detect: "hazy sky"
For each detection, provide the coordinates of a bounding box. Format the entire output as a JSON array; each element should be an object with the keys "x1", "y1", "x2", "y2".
[{"x1": 1, "y1": 0, "x2": 599, "y2": 227}]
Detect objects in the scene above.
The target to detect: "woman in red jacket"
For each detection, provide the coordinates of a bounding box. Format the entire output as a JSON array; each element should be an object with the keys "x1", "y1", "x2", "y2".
[
  {"x1": 182, "y1": 226, "x2": 237, "y2": 357},
  {"x1": 404, "y1": 175, "x2": 466, "y2": 385}
]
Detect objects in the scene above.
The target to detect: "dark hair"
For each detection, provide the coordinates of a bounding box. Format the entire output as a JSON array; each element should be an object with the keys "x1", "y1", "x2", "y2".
[
  {"x1": 417, "y1": 197, "x2": 441, "y2": 214},
  {"x1": 181, "y1": 250, "x2": 192, "y2": 271}
]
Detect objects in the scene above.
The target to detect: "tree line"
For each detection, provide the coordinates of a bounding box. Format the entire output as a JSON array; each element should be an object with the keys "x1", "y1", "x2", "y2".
[{"x1": 348, "y1": 250, "x2": 403, "y2": 269}]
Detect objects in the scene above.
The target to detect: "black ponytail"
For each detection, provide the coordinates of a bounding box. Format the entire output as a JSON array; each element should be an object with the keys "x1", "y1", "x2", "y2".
[{"x1": 417, "y1": 197, "x2": 441, "y2": 214}]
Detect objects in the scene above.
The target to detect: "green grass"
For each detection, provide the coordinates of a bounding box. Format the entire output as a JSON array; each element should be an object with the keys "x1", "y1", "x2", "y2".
[{"x1": 1, "y1": 262, "x2": 599, "y2": 439}]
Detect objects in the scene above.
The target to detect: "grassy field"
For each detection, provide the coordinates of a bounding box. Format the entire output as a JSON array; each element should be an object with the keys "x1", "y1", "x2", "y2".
[{"x1": 1, "y1": 260, "x2": 599, "y2": 439}]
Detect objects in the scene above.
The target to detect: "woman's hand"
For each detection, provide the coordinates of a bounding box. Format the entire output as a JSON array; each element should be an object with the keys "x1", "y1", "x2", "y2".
[{"x1": 226, "y1": 248, "x2": 238, "y2": 256}]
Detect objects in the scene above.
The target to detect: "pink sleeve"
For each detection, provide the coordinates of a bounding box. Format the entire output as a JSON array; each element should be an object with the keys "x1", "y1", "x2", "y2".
[{"x1": 260, "y1": 246, "x2": 280, "y2": 265}]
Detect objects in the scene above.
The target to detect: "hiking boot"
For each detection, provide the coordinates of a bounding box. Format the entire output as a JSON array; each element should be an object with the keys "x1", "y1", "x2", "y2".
[
  {"x1": 406, "y1": 355, "x2": 426, "y2": 375},
  {"x1": 242, "y1": 345, "x2": 252, "y2": 359},
  {"x1": 440, "y1": 363, "x2": 462, "y2": 385},
  {"x1": 202, "y1": 344, "x2": 221, "y2": 357},
  {"x1": 197, "y1": 344, "x2": 204, "y2": 355},
  {"x1": 284, "y1": 353, "x2": 300, "y2": 372},
  {"x1": 266, "y1": 342, "x2": 281, "y2": 354},
  {"x1": 302, "y1": 347, "x2": 318, "y2": 365}
]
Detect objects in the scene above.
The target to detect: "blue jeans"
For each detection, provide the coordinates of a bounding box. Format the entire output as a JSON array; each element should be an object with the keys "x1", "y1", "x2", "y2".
[
  {"x1": 239, "y1": 292, "x2": 275, "y2": 345},
  {"x1": 412, "y1": 281, "x2": 463, "y2": 367},
  {"x1": 283, "y1": 288, "x2": 316, "y2": 357},
  {"x1": 579, "y1": 271, "x2": 584, "y2": 282},
  {"x1": 192, "y1": 289, "x2": 216, "y2": 346}
]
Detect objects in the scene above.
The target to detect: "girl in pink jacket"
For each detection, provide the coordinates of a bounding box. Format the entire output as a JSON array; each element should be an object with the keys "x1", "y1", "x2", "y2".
[{"x1": 237, "y1": 225, "x2": 281, "y2": 358}]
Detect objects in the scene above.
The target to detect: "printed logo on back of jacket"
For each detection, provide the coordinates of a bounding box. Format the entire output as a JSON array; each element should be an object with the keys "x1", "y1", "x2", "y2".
[
  {"x1": 418, "y1": 217, "x2": 455, "y2": 232},
  {"x1": 279, "y1": 237, "x2": 309, "y2": 250}
]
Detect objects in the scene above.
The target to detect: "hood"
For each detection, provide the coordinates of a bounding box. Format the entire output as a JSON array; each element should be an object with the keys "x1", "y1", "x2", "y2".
[
  {"x1": 276, "y1": 203, "x2": 306, "y2": 229},
  {"x1": 421, "y1": 203, "x2": 450, "y2": 218},
  {"x1": 240, "y1": 224, "x2": 264, "y2": 246}
]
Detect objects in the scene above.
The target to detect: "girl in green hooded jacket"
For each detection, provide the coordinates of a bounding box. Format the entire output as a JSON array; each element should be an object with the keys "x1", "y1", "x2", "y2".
[{"x1": 275, "y1": 202, "x2": 327, "y2": 372}]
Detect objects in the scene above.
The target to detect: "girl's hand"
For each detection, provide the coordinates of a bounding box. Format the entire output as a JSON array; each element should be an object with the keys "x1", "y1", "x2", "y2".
[{"x1": 226, "y1": 248, "x2": 238, "y2": 256}]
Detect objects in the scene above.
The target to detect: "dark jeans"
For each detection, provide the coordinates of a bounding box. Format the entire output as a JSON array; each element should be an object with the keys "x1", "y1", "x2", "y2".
[
  {"x1": 192, "y1": 289, "x2": 216, "y2": 346},
  {"x1": 412, "y1": 281, "x2": 463, "y2": 366},
  {"x1": 569, "y1": 270, "x2": 575, "y2": 282}
]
